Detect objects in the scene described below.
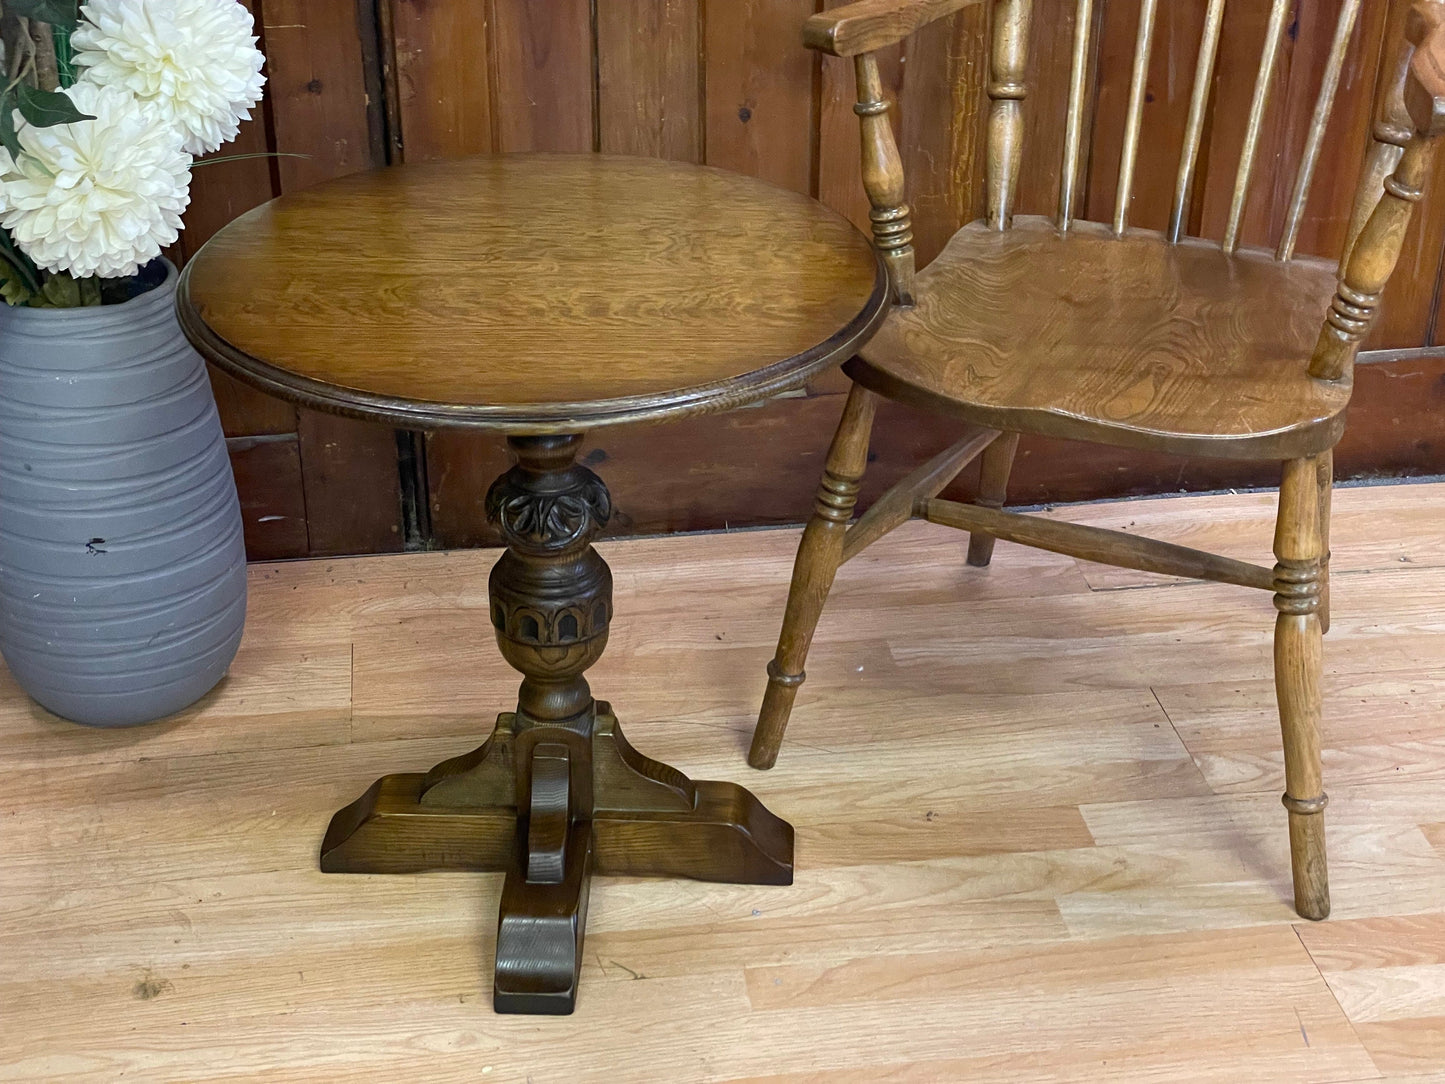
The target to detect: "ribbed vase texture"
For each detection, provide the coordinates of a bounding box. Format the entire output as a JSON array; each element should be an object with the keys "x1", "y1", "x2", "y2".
[{"x1": 0, "y1": 262, "x2": 247, "y2": 726}]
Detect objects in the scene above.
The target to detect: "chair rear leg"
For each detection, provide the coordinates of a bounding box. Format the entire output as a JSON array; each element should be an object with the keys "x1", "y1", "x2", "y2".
[
  {"x1": 966, "y1": 432, "x2": 1020, "y2": 567},
  {"x1": 749, "y1": 383, "x2": 878, "y2": 770},
  {"x1": 1274, "y1": 456, "x2": 1330, "y2": 920}
]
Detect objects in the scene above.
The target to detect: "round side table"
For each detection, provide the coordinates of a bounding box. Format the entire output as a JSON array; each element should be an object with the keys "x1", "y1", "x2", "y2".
[{"x1": 178, "y1": 153, "x2": 887, "y2": 1015}]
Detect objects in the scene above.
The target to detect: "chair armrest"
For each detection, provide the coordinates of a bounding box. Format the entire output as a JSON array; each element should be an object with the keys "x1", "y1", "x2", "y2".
[
  {"x1": 803, "y1": 0, "x2": 985, "y2": 57},
  {"x1": 1406, "y1": 0, "x2": 1445, "y2": 135}
]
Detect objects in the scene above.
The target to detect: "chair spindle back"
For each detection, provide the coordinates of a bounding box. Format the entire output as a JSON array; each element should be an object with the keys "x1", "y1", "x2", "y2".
[{"x1": 809, "y1": 0, "x2": 1445, "y2": 384}]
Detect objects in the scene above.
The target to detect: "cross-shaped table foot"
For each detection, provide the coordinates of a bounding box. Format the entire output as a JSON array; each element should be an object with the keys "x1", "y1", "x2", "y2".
[
  {"x1": 318, "y1": 434, "x2": 794, "y2": 1014},
  {"x1": 320, "y1": 705, "x2": 792, "y2": 1013}
]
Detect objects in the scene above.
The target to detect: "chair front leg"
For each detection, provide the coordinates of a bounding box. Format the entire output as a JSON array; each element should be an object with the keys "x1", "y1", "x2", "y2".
[
  {"x1": 1274, "y1": 456, "x2": 1330, "y2": 920},
  {"x1": 1317, "y1": 450, "x2": 1333, "y2": 635},
  {"x1": 749, "y1": 383, "x2": 878, "y2": 770},
  {"x1": 965, "y1": 432, "x2": 1020, "y2": 567}
]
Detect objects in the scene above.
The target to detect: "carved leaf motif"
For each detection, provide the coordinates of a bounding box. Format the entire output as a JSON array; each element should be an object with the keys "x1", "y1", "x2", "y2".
[{"x1": 486, "y1": 469, "x2": 611, "y2": 551}]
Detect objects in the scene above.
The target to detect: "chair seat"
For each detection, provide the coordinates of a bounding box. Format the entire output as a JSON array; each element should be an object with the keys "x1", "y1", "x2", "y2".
[{"x1": 848, "y1": 216, "x2": 1352, "y2": 460}]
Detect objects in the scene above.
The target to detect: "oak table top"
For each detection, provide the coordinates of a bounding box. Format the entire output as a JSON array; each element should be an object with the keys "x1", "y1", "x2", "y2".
[
  {"x1": 177, "y1": 152, "x2": 886, "y2": 1017},
  {"x1": 178, "y1": 153, "x2": 887, "y2": 432}
]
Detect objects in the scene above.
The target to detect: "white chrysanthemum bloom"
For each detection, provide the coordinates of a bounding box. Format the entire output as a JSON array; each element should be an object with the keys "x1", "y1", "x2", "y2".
[
  {"x1": 0, "y1": 83, "x2": 192, "y2": 279},
  {"x1": 74, "y1": 0, "x2": 266, "y2": 156}
]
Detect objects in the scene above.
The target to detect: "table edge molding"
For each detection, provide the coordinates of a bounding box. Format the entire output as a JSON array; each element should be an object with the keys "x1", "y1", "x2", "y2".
[{"x1": 176, "y1": 255, "x2": 890, "y2": 434}]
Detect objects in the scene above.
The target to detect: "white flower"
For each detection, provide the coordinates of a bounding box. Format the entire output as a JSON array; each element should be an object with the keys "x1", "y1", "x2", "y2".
[
  {"x1": 74, "y1": 0, "x2": 266, "y2": 156},
  {"x1": 0, "y1": 83, "x2": 192, "y2": 279}
]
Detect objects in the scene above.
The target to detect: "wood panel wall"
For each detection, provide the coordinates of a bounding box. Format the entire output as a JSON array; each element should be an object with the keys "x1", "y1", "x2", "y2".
[{"x1": 189, "y1": 0, "x2": 1445, "y2": 559}]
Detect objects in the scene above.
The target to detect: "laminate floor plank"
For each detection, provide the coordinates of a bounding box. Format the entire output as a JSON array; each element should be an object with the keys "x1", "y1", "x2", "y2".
[{"x1": 4, "y1": 482, "x2": 1444, "y2": 1081}]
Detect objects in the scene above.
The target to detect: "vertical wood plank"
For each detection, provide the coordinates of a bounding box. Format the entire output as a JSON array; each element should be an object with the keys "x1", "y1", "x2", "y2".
[
  {"x1": 596, "y1": 0, "x2": 701, "y2": 160},
  {"x1": 297, "y1": 415, "x2": 404, "y2": 555},
  {"x1": 261, "y1": 0, "x2": 401, "y2": 555},
  {"x1": 1298, "y1": 0, "x2": 1392, "y2": 262},
  {"x1": 261, "y1": 0, "x2": 380, "y2": 189},
  {"x1": 389, "y1": 0, "x2": 494, "y2": 161},
  {"x1": 175, "y1": 0, "x2": 303, "y2": 552},
  {"x1": 1086, "y1": 0, "x2": 1207, "y2": 233},
  {"x1": 899, "y1": 3, "x2": 991, "y2": 264},
  {"x1": 228, "y1": 437, "x2": 311, "y2": 559},
  {"x1": 1221, "y1": 0, "x2": 1291, "y2": 253},
  {"x1": 1191, "y1": 0, "x2": 1296, "y2": 248},
  {"x1": 210, "y1": 370, "x2": 295, "y2": 438},
  {"x1": 1276, "y1": 0, "x2": 1364, "y2": 261},
  {"x1": 490, "y1": 0, "x2": 595, "y2": 152},
  {"x1": 704, "y1": 0, "x2": 818, "y2": 195}
]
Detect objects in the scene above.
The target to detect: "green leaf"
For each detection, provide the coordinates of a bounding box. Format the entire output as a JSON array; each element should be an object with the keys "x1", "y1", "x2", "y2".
[
  {"x1": 15, "y1": 84, "x2": 93, "y2": 128},
  {"x1": 0, "y1": 231, "x2": 42, "y2": 295},
  {"x1": 52, "y1": 22, "x2": 78, "y2": 89},
  {"x1": 0, "y1": 259, "x2": 35, "y2": 306},
  {"x1": 0, "y1": 97, "x2": 22, "y2": 161},
  {"x1": 5, "y1": 0, "x2": 80, "y2": 23},
  {"x1": 36, "y1": 271, "x2": 81, "y2": 308},
  {"x1": 192, "y1": 152, "x2": 312, "y2": 168}
]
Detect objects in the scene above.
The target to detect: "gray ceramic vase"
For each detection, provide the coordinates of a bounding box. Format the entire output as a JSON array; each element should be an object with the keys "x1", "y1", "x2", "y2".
[{"x1": 0, "y1": 260, "x2": 247, "y2": 727}]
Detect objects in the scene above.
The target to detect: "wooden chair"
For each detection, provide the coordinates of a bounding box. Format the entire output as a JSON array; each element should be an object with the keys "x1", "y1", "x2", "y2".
[{"x1": 751, "y1": 0, "x2": 1445, "y2": 921}]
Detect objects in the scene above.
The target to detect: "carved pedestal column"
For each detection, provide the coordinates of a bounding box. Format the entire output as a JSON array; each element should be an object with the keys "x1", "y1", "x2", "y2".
[{"x1": 319, "y1": 434, "x2": 793, "y2": 1015}]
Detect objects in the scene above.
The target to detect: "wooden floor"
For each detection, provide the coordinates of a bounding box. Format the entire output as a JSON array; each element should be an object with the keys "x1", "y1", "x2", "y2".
[{"x1": 4, "y1": 482, "x2": 1445, "y2": 1082}]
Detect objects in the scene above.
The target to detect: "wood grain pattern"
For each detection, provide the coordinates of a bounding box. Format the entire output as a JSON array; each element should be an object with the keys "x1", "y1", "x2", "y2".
[
  {"x1": 420, "y1": 352, "x2": 1445, "y2": 548},
  {"x1": 389, "y1": 0, "x2": 494, "y2": 160},
  {"x1": 752, "y1": 384, "x2": 878, "y2": 769},
  {"x1": 986, "y1": 0, "x2": 1034, "y2": 230},
  {"x1": 296, "y1": 413, "x2": 403, "y2": 556},
  {"x1": 1272, "y1": 456, "x2": 1330, "y2": 919},
  {"x1": 596, "y1": 0, "x2": 701, "y2": 161},
  {"x1": 849, "y1": 218, "x2": 1349, "y2": 459},
  {"x1": 704, "y1": 0, "x2": 818, "y2": 195},
  {"x1": 179, "y1": 154, "x2": 885, "y2": 432},
  {"x1": 170, "y1": 0, "x2": 1445, "y2": 561},
  {"x1": 803, "y1": 0, "x2": 984, "y2": 56},
  {"x1": 963, "y1": 429, "x2": 1020, "y2": 566},
  {"x1": 227, "y1": 435, "x2": 310, "y2": 558},
  {"x1": 818, "y1": 0, "x2": 905, "y2": 235},
  {"x1": 897, "y1": 1, "x2": 991, "y2": 263},
  {"x1": 260, "y1": 0, "x2": 379, "y2": 190},
  {"x1": 854, "y1": 53, "x2": 917, "y2": 303},
  {"x1": 6, "y1": 481, "x2": 1445, "y2": 1077},
  {"x1": 924, "y1": 497, "x2": 1276, "y2": 590},
  {"x1": 489, "y1": 0, "x2": 594, "y2": 153},
  {"x1": 322, "y1": 433, "x2": 790, "y2": 1013}
]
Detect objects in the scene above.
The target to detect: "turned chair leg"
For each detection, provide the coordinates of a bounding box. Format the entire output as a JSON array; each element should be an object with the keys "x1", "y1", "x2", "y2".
[
  {"x1": 749, "y1": 383, "x2": 878, "y2": 770},
  {"x1": 1317, "y1": 450, "x2": 1333, "y2": 636},
  {"x1": 966, "y1": 432, "x2": 1020, "y2": 567},
  {"x1": 1274, "y1": 456, "x2": 1330, "y2": 920}
]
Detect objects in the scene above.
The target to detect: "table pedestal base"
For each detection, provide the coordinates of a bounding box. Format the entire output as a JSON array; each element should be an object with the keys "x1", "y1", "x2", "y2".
[
  {"x1": 319, "y1": 433, "x2": 792, "y2": 1013},
  {"x1": 321, "y1": 708, "x2": 792, "y2": 1014}
]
